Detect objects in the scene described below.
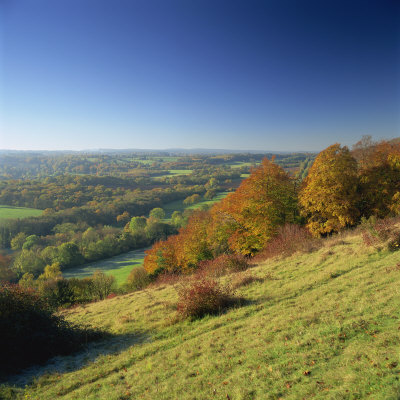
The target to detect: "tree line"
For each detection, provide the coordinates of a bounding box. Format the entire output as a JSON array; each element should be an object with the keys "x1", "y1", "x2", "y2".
[{"x1": 143, "y1": 137, "x2": 400, "y2": 276}]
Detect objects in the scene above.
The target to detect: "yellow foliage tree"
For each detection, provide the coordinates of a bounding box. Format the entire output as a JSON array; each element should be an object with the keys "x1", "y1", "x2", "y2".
[{"x1": 299, "y1": 144, "x2": 359, "y2": 236}]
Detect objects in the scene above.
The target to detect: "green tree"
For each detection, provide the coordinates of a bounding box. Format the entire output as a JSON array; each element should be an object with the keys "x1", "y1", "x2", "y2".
[
  {"x1": 91, "y1": 270, "x2": 116, "y2": 300},
  {"x1": 56, "y1": 242, "x2": 84, "y2": 268},
  {"x1": 149, "y1": 207, "x2": 165, "y2": 220},
  {"x1": 22, "y1": 235, "x2": 40, "y2": 250},
  {"x1": 129, "y1": 216, "x2": 147, "y2": 232},
  {"x1": 11, "y1": 232, "x2": 27, "y2": 251}
]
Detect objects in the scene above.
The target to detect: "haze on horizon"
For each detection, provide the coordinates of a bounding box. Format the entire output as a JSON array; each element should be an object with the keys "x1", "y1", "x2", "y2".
[{"x1": 0, "y1": 0, "x2": 399, "y2": 152}]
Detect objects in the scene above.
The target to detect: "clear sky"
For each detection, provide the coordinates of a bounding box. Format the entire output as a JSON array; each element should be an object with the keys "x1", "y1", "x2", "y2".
[{"x1": 0, "y1": 0, "x2": 399, "y2": 151}]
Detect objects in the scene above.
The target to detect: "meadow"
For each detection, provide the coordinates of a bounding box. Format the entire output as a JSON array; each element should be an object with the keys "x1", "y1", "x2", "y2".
[
  {"x1": 162, "y1": 191, "x2": 230, "y2": 220},
  {"x1": 62, "y1": 248, "x2": 148, "y2": 286},
  {"x1": 0, "y1": 205, "x2": 43, "y2": 220},
  {"x1": 6, "y1": 228, "x2": 400, "y2": 399}
]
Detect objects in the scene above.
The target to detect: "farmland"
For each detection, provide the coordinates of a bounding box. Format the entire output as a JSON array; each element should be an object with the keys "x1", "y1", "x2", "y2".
[
  {"x1": 62, "y1": 248, "x2": 148, "y2": 286},
  {"x1": 162, "y1": 191, "x2": 230, "y2": 220},
  {"x1": 0, "y1": 205, "x2": 43, "y2": 220}
]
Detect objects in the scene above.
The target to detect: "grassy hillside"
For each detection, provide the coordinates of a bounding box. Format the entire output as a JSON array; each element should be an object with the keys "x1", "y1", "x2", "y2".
[
  {"x1": 5, "y1": 229, "x2": 400, "y2": 399},
  {"x1": 0, "y1": 205, "x2": 43, "y2": 220}
]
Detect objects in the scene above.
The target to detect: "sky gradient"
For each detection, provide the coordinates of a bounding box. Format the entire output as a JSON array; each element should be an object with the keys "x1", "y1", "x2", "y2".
[{"x1": 1, "y1": 0, "x2": 399, "y2": 151}]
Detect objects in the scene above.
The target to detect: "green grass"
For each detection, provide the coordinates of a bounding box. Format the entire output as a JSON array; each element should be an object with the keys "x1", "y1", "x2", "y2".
[
  {"x1": 229, "y1": 161, "x2": 258, "y2": 169},
  {"x1": 62, "y1": 248, "x2": 148, "y2": 286},
  {"x1": 155, "y1": 169, "x2": 193, "y2": 178},
  {"x1": 0, "y1": 205, "x2": 43, "y2": 220},
  {"x1": 162, "y1": 191, "x2": 230, "y2": 220},
  {"x1": 7, "y1": 229, "x2": 400, "y2": 399},
  {"x1": 167, "y1": 169, "x2": 193, "y2": 175}
]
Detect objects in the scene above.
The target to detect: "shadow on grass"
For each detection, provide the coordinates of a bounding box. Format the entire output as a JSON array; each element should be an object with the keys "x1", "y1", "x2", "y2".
[{"x1": 2, "y1": 331, "x2": 150, "y2": 388}]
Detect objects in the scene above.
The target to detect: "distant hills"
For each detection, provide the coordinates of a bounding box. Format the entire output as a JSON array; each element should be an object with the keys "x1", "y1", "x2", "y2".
[{"x1": 0, "y1": 148, "x2": 316, "y2": 156}]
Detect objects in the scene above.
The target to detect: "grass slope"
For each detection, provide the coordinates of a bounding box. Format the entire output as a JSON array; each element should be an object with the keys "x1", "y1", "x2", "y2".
[
  {"x1": 0, "y1": 205, "x2": 43, "y2": 220},
  {"x1": 62, "y1": 248, "x2": 148, "y2": 286},
  {"x1": 8, "y1": 231, "x2": 400, "y2": 399}
]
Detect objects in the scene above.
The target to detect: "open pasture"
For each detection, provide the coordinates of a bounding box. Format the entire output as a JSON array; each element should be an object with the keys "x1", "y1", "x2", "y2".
[
  {"x1": 162, "y1": 191, "x2": 230, "y2": 220},
  {"x1": 0, "y1": 205, "x2": 43, "y2": 220},
  {"x1": 62, "y1": 248, "x2": 148, "y2": 286}
]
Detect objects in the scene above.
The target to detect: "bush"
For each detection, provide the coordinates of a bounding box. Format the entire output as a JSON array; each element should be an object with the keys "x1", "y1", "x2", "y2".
[
  {"x1": 360, "y1": 216, "x2": 400, "y2": 250},
  {"x1": 199, "y1": 254, "x2": 250, "y2": 277},
  {"x1": 254, "y1": 224, "x2": 319, "y2": 261},
  {"x1": 0, "y1": 283, "x2": 101, "y2": 375},
  {"x1": 176, "y1": 275, "x2": 237, "y2": 319},
  {"x1": 91, "y1": 270, "x2": 116, "y2": 300},
  {"x1": 125, "y1": 266, "x2": 150, "y2": 291},
  {"x1": 68, "y1": 277, "x2": 95, "y2": 304}
]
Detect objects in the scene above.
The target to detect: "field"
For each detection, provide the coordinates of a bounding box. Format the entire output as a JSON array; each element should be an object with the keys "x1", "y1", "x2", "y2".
[
  {"x1": 155, "y1": 169, "x2": 193, "y2": 178},
  {"x1": 0, "y1": 205, "x2": 43, "y2": 220},
  {"x1": 62, "y1": 248, "x2": 148, "y2": 286},
  {"x1": 228, "y1": 161, "x2": 258, "y2": 169},
  {"x1": 6, "y1": 228, "x2": 400, "y2": 399},
  {"x1": 162, "y1": 191, "x2": 230, "y2": 220}
]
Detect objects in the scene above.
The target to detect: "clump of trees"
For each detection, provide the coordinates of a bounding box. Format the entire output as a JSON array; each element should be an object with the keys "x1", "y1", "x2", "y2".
[
  {"x1": 144, "y1": 138, "x2": 400, "y2": 277},
  {"x1": 300, "y1": 138, "x2": 400, "y2": 236},
  {"x1": 144, "y1": 158, "x2": 298, "y2": 276}
]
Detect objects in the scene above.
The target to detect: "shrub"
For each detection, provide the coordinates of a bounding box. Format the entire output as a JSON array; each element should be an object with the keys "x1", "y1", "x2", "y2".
[
  {"x1": 176, "y1": 275, "x2": 237, "y2": 319},
  {"x1": 125, "y1": 266, "x2": 150, "y2": 291},
  {"x1": 199, "y1": 254, "x2": 250, "y2": 277},
  {"x1": 68, "y1": 277, "x2": 95, "y2": 304},
  {"x1": 360, "y1": 216, "x2": 400, "y2": 250},
  {"x1": 254, "y1": 224, "x2": 319, "y2": 261},
  {"x1": 0, "y1": 283, "x2": 101, "y2": 375},
  {"x1": 91, "y1": 270, "x2": 116, "y2": 300}
]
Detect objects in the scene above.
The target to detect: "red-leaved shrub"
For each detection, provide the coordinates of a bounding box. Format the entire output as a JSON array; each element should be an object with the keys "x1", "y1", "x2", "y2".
[
  {"x1": 198, "y1": 254, "x2": 250, "y2": 277},
  {"x1": 254, "y1": 224, "x2": 319, "y2": 261},
  {"x1": 176, "y1": 275, "x2": 237, "y2": 319}
]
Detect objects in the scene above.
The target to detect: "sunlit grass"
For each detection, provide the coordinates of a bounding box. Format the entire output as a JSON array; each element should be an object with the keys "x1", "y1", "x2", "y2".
[
  {"x1": 162, "y1": 191, "x2": 230, "y2": 220},
  {"x1": 62, "y1": 248, "x2": 148, "y2": 286},
  {"x1": 0, "y1": 205, "x2": 43, "y2": 220},
  {"x1": 6, "y1": 230, "x2": 400, "y2": 399}
]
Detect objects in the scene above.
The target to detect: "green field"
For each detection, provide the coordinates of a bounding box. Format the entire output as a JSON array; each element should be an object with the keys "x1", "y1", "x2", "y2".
[
  {"x1": 0, "y1": 205, "x2": 43, "y2": 220},
  {"x1": 62, "y1": 248, "x2": 148, "y2": 286},
  {"x1": 229, "y1": 161, "x2": 258, "y2": 169},
  {"x1": 167, "y1": 169, "x2": 193, "y2": 175},
  {"x1": 162, "y1": 191, "x2": 230, "y2": 220},
  {"x1": 9, "y1": 228, "x2": 400, "y2": 399},
  {"x1": 155, "y1": 169, "x2": 193, "y2": 178}
]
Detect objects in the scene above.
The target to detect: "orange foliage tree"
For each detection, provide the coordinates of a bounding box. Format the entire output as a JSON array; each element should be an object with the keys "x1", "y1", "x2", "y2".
[
  {"x1": 299, "y1": 144, "x2": 359, "y2": 236},
  {"x1": 209, "y1": 158, "x2": 298, "y2": 255}
]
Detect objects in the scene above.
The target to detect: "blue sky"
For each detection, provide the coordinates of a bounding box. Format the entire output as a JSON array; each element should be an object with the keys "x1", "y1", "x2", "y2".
[{"x1": 0, "y1": 0, "x2": 399, "y2": 151}]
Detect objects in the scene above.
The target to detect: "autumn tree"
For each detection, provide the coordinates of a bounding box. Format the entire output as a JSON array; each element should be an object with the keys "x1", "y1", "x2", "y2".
[
  {"x1": 299, "y1": 144, "x2": 359, "y2": 236},
  {"x1": 210, "y1": 158, "x2": 298, "y2": 255},
  {"x1": 354, "y1": 139, "x2": 400, "y2": 218}
]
